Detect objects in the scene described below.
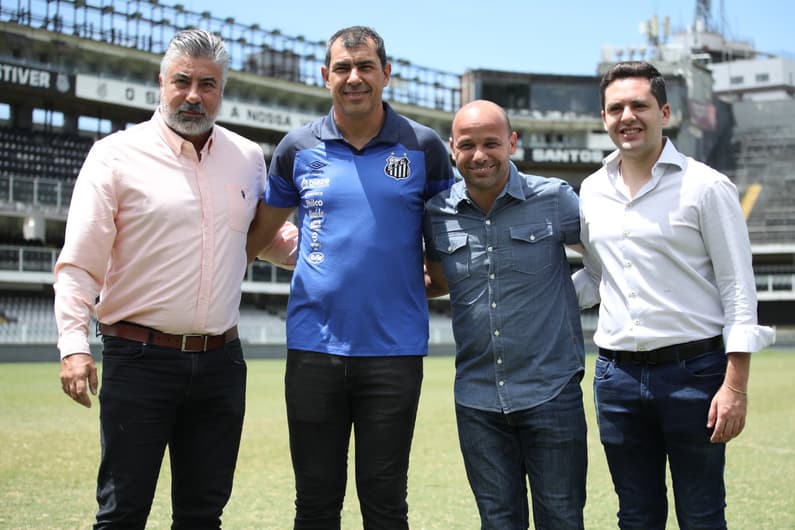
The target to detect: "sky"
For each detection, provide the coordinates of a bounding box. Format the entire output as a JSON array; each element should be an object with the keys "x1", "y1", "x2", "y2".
[{"x1": 183, "y1": 0, "x2": 795, "y2": 76}]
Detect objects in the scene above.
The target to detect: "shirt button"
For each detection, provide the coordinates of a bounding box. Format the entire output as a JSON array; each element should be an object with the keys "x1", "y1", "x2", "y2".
[
  {"x1": 496, "y1": 358, "x2": 503, "y2": 364},
  {"x1": 448, "y1": 246, "x2": 453, "y2": 252},
  {"x1": 633, "y1": 319, "x2": 640, "y2": 325},
  {"x1": 529, "y1": 234, "x2": 536, "y2": 241},
  {"x1": 628, "y1": 291, "x2": 637, "y2": 297},
  {"x1": 498, "y1": 380, "x2": 505, "y2": 386},
  {"x1": 489, "y1": 273, "x2": 495, "y2": 279},
  {"x1": 485, "y1": 220, "x2": 491, "y2": 225},
  {"x1": 491, "y1": 302, "x2": 497, "y2": 308},
  {"x1": 487, "y1": 246, "x2": 493, "y2": 252},
  {"x1": 494, "y1": 330, "x2": 500, "y2": 336},
  {"x1": 623, "y1": 230, "x2": 631, "y2": 237},
  {"x1": 624, "y1": 261, "x2": 632, "y2": 268},
  {"x1": 638, "y1": 346, "x2": 647, "y2": 351}
]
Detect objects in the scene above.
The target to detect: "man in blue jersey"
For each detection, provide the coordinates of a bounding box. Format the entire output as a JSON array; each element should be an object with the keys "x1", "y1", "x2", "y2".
[
  {"x1": 425, "y1": 100, "x2": 587, "y2": 529},
  {"x1": 247, "y1": 26, "x2": 454, "y2": 530}
]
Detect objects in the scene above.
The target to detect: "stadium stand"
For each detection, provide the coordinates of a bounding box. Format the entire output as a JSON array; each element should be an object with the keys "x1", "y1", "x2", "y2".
[
  {"x1": 0, "y1": 127, "x2": 92, "y2": 180},
  {"x1": 0, "y1": 293, "x2": 63, "y2": 344},
  {"x1": 1, "y1": 0, "x2": 793, "y2": 360},
  {"x1": 727, "y1": 101, "x2": 795, "y2": 245},
  {"x1": 0, "y1": 127, "x2": 91, "y2": 217}
]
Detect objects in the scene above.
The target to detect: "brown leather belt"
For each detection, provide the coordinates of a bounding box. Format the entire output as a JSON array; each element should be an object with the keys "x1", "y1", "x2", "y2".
[
  {"x1": 99, "y1": 321, "x2": 238, "y2": 352},
  {"x1": 598, "y1": 335, "x2": 724, "y2": 364}
]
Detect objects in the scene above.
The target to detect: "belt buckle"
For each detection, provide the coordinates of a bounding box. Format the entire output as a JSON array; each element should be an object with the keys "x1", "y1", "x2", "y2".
[{"x1": 181, "y1": 334, "x2": 208, "y2": 352}]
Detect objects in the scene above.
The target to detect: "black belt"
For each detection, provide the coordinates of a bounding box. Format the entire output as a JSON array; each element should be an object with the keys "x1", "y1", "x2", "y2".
[
  {"x1": 99, "y1": 321, "x2": 238, "y2": 352},
  {"x1": 598, "y1": 335, "x2": 724, "y2": 364}
]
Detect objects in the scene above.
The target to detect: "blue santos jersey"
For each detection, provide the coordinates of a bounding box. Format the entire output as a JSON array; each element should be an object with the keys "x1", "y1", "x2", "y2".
[{"x1": 264, "y1": 103, "x2": 454, "y2": 356}]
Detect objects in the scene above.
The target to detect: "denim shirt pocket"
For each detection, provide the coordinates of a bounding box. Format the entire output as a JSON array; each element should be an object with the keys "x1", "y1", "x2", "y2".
[
  {"x1": 434, "y1": 231, "x2": 471, "y2": 285},
  {"x1": 509, "y1": 222, "x2": 554, "y2": 275}
]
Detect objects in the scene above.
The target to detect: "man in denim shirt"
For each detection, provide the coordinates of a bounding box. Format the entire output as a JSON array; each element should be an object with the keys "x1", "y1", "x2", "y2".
[{"x1": 424, "y1": 100, "x2": 587, "y2": 529}]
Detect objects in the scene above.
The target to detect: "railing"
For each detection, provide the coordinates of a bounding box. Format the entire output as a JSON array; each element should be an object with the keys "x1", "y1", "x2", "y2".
[
  {"x1": 756, "y1": 272, "x2": 795, "y2": 295},
  {"x1": 0, "y1": 245, "x2": 58, "y2": 273},
  {"x1": 2, "y1": 245, "x2": 792, "y2": 296},
  {"x1": 0, "y1": 244, "x2": 292, "y2": 288},
  {"x1": 0, "y1": 175, "x2": 74, "y2": 214},
  {"x1": 0, "y1": 0, "x2": 461, "y2": 112}
]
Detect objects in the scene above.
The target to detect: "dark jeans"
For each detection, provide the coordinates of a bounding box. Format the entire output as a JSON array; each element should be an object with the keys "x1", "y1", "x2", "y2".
[
  {"x1": 455, "y1": 375, "x2": 588, "y2": 530},
  {"x1": 285, "y1": 349, "x2": 423, "y2": 530},
  {"x1": 94, "y1": 336, "x2": 246, "y2": 530},
  {"x1": 594, "y1": 349, "x2": 728, "y2": 530}
]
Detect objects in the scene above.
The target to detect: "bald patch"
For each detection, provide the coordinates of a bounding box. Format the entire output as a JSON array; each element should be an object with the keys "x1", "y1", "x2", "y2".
[{"x1": 452, "y1": 100, "x2": 511, "y2": 138}]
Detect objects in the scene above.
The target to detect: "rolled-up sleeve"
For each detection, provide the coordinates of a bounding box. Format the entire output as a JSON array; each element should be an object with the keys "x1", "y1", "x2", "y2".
[{"x1": 700, "y1": 179, "x2": 775, "y2": 352}]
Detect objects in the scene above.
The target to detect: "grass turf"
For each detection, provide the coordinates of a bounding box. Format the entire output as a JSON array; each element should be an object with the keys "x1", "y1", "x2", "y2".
[{"x1": 1, "y1": 350, "x2": 793, "y2": 529}]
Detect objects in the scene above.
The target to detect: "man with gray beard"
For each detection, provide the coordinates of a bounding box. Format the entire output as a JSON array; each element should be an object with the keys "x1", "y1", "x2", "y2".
[{"x1": 55, "y1": 29, "x2": 296, "y2": 529}]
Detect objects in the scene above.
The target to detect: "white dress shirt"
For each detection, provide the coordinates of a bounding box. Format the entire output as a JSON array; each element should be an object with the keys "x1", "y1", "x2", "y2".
[{"x1": 574, "y1": 138, "x2": 775, "y2": 354}]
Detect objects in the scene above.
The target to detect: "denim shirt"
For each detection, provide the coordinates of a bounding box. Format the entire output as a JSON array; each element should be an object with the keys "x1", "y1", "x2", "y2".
[{"x1": 424, "y1": 164, "x2": 584, "y2": 413}]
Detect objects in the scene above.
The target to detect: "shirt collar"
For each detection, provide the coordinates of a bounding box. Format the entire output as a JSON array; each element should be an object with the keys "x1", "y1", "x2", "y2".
[
  {"x1": 153, "y1": 108, "x2": 215, "y2": 157},
  {"x1": 317, "y1": 102, "x2": 400, "y2": 147},
  {"x1": 503, "y1": 162, "x2": 528, "y2": 201},
  {"x1": 450, "y1": 162, "x2": 525, "y2": 210},
  {"x1": 602, "y1": 137, "x2": 686, "y2": 185}
]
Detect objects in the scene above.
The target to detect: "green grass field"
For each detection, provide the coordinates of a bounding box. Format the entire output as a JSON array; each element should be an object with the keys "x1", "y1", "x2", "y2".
[{"x1": 1, "y1": 351, "x2": 793, "y2": 529}]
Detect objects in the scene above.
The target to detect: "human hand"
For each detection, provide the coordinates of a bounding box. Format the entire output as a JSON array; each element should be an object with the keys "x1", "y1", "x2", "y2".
[
  {"x1": 276, "y1": 221, "x2": 299, "y2": 270},
  {"x1": 59, "y1": 353, "x2": 98, "y2": 408},
  {"x1": 707, "y1": 383, "x2": 747, "y2": 443}
]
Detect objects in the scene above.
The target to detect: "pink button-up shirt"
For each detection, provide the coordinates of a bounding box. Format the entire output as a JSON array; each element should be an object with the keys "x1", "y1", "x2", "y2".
[{"x1": 55, "y1": 111, "x2": 294, "y2": 357}]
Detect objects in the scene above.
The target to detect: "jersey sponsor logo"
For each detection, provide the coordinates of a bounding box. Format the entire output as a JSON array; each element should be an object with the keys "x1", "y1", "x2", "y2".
[
  {"x1": 384, "y1": 154, "x2": 411, "y2": 180},
  {"x1": 308, "y1": 251, "x2": 325, "y2": 264},
  {"x1": 301, "y1": 177, "x2": 330, "y2": 189}
]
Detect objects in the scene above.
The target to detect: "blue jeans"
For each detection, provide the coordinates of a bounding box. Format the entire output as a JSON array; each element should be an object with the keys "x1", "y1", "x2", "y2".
[
  {"x1": 285, "y1": 350, "x2": 423, "y2": 530},
  {"x1": 594, "y1": 349, "x2": 728, "y2": 530},
  {"x1": 95, "y1": 336, "x2": 246, "y2": 530},
  {"x1": 455, "y1": 375, "x2": 587, "y2": 530}
]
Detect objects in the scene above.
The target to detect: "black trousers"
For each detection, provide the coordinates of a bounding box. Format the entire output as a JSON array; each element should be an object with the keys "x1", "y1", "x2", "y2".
[
  {"x1": 285, "y1": 349, "x2": 423, "y2": 530},
  {"x1": 94, "y1": 336, "x2": 246, "y2": 530}
]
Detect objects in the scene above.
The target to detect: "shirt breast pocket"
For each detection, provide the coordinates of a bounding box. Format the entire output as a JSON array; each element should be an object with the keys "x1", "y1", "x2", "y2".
[
  {"x1": 225, "y1": 183, "x2": 256, "y2": 233},
  {"x1": 433, "y1": 232, "x2": 471, "y2": 285},
  {"x1": 510, "y1": 222, "x2": 554, "y2": 275}
]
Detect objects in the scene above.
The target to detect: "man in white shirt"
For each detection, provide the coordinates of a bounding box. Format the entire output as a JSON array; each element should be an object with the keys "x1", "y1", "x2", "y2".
[{"x1": 575, "y1": 61, "x2": 775, "y2": 530}]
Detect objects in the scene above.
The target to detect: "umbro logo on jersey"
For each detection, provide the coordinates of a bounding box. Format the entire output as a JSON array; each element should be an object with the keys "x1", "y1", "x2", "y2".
[
  {"x1": 308, "y1": 160, "x2": 328, "y2": 172},
  {"x1": 384, "y1": 154, "x2": 411, "y2": 180}
]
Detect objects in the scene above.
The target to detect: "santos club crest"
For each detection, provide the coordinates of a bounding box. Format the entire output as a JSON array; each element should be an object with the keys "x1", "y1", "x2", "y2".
[{"x1": 384, "y1": 154, "x2": 411, "y2": 180}]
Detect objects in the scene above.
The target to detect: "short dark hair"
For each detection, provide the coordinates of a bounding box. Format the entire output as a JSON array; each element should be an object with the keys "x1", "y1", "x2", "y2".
[
  {"x1": 324, "y1": 26, "x2": 387, "y2": 69},
  {"x1": 600, "y1": 61, "x2": 667, "y2": 110}
]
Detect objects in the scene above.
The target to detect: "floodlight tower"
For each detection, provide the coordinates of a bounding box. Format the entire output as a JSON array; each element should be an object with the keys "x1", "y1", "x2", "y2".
[
  {"x1": 695, "y1": 0, "x2": 713, "y2": 31},
  {"x1": 695, "y1": 0, "x2": 727, "y2": 34}
]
